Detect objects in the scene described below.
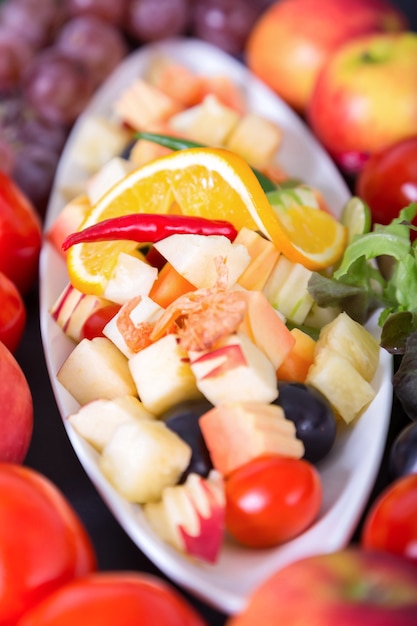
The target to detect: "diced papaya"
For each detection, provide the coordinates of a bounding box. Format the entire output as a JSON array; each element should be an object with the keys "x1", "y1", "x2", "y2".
[
  {"x1": 199, "y1": 402, "x2": 304, "y2": 476},
  {"x1": 149, "y1": 262, "x2": 196, "y2": 308},
  {"x1": 277, "y1": 327, "x2": 316, "y2": 383},
  {"x1": 147, "y1": 58, "x2": 206, "y2": 107},
  {"x1": 113, "y1": 78, "x2": 184, "y2": 131},
  {"x1": 234, "y1": 227, "x2": 280, "y2": 291},
  {"x1": 201, "y1": 74, "x2": 246, "y2": 115},
  {"x1": 239, "y1": 290, "x2": 296, "y2": 370}
]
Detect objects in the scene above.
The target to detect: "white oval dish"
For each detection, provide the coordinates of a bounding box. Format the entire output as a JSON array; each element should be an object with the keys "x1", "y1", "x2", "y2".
[{"x1": 40, "y1": 38, "x2": 393, "y2": 616}]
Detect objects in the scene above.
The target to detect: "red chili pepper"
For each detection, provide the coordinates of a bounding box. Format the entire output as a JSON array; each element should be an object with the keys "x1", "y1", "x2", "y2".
[{"x1": 61, "y1": 214, "x2": 238, "y2": 252}]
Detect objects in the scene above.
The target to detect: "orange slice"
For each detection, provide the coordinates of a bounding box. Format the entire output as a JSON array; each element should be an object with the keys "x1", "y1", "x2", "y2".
[{"x1": 66, "y1": 147, "x2": 347, "y2": 295}]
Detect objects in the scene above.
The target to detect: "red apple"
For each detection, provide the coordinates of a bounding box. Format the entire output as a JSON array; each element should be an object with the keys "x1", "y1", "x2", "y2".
[
  {"x1": 308, "y1": 32, "x2": 417, "y2": 173},
  {"x1": 245, "y1": 0, "x2": 407, "y2": 113},
  {"x1": 227, "y1": 548, "x2": 417, "y2": 626},
  {"x1": 0, "y1": 340, "x2": 33, "y2": 462}
]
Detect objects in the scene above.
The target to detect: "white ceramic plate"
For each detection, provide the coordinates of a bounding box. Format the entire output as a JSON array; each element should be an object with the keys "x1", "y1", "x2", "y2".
[{"x1": 40, "y1": 38, "x2": 393, "y2": 616}]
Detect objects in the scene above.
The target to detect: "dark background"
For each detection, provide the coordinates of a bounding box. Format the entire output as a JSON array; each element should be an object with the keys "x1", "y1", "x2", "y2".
[{"x1": 18, "y1": 2, "x2": 417, "y2": 624}]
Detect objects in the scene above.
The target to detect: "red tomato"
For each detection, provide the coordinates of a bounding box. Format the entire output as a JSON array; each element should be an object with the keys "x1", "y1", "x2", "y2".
[
  {"x1": 0, "y1": 171, "x2": 42, "y2": 294},
  {"x1": 16, "y1": 572, "x2": 208, "y2": 626},
  {"x1": 225, "y1": 455, "x2": 322, "y2": 549},
  {"x1": 0, "y1": 464, "x2": 97, "y2": 625},
  {"x1": 0, "y1": 271, "x2": 26, "y2": 352},
  {"x1": 355, "y1": 136, "x2": 417, "y2": 237},
  {"x1": 361, "y1": 473, "x2": 417, "y2": 564},
  {"x1": 80, "y1": 303, "x2": 121, "y2": 340}
]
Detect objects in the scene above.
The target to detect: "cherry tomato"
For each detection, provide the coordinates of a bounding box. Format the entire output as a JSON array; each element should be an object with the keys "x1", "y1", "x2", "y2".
[
  {"x1": 0, "y1": 270, "x2": 26, "y2": 352},
  {"x1": 225, "y1": 455, "x2": 322, "y2": 549},
  {"x1": 0, "y1": 464, "x2": 97, "y2": 624},
  {"x1": 355, "y1": 136, "x2": 417, "y2": 238},
  {"x1": 16, "y1": 572, "x2": 208, "y2": 626},
  {"x1": 0, "y1": 171, "x2": 42, "y2": 294},
  {"x1": 80, "y1": 303, "x2": 121, "y2": 340},
  {"x1": 361, "y1": 473, "x2": 417, "y2": 564}
]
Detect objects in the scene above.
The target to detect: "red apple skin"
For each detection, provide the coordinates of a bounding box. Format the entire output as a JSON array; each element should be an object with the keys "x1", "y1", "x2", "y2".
[
  {"x1": 245, "y1": 0, "x2": 408, "y2": 112},
  {"x1": 0, "y1": 340, "x2": 33, "y2": 463},
  {"x1": 227, "y1": 548, "x2": 417, "y2": 626},
  {"x1": 307, "y1": 32, "x2": 417, "y2": 173}
]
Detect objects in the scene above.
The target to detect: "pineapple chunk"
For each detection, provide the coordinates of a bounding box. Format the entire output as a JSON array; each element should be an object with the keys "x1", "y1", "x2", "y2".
[
  {"x1": 99, "y1": 420, "x2": 191, "y2": 503},
  {"x1": 57, "y1": 337, "x2": 137, "y2": 405},
  {"x1": 69, "y1": 395, "x2": 155, "y2": 452},
  {"x1": 168, "y1": 94, "x2": 240, "y2": 146},
  {"x1": 315, "y1": 312, "x2": 380, "y2": 382},
  {"x1": 306, "y1": 350, "x2": 376, "y2": 424}
]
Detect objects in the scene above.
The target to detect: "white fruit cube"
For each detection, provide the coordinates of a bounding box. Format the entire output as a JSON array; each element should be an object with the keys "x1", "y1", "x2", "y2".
[
  {"x1": 70, "y1": 115, "x2": 131, "y2": 173},
  {"x1": 99, "y1": 420, "x2": 191, "y2": 503},
  {"x1": 68, "y1": 395, "x2": 155, "y2": 452},
  {"x1": 104, "y1": 252, "x2": 158, "y2": 304},
  {"x1": 57, "y1": 337, "x2": 137, "y2": 406},
  {"x1": 143, "y1": 471, "x2": 225, "y2": 563},
  {"x1": 189, "y1": 332, "x2": 278, "y2": 405},
  {"x1": 86, "y1": 157, "x2": 136, "y2": 205},
  {"x1": 129, "y1": 334, "x2": 203, "y2": 415},
  {"x1": 103, "y1": 295, "x2": 164, "y2": 358},
  {"x1": 154, "y1": 234, "x2": 250, "y2": 289}
]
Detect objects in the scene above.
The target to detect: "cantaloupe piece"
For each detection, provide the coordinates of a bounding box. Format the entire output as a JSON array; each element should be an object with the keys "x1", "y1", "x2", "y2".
[
  {"x1": 148, "y1": 262, "x2": 196, "y2": 309},
  {"x1": 239, "y1": 290, "x2": 295, "y2": 370},
  {"x1": 147, "y1": 58, "x2": 206, "y2": 107},
  {"x1": 199, "y1": 402, "x2": 304, "y2": 476},
  {"x1": 234, "y1": 227, "x2": 280, "y2": 291},
  {"x1": 276, "y1": 327, "x2": 316, "y2": 383},
  {"x1": 201, "y1": 74, "x2": 246, "y2": 115},
  {"x1": 113, "y1": 78, "x2": 184, "y2": 131}
]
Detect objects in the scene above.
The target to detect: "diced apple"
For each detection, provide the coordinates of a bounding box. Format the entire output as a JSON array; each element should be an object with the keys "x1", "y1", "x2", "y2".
[
  {"x1": 263, "y1": 255, "x2": 315, "y2": 324},
  {"x1": 69, "y1": 114, "x2": 132, "y2": 173},
  {"x1": 306, "y1": 349, "x2": 376, "y2": 424},
  {"x1": 86, "y1": 157, "x2": 136, "y2": 205},
  {"x1": 239, "y1": 290, "x2": 296, "y2": 369},
  {"x1": 68, "y1": 395, "x2": 155, "y2": 452},
  {"x1": 154, "y1": 234, "x2": 250, "y2": 289},
  {"x1": 168, "y1": 94, "x2": 240, "y2": 146},
  {"x1": 304, "y1": 301, "x2": 342, "y2": 330},
  {"x1": 57, "y1": 337, "x2": 137, "y2": 406},
  {"x1": 103, "y1": 252, "x2": 158, "y2": 304},
  {"x1": 103, "y1": 295, "x2": 164, "y2": 358},
  {"x1": 199, "y1": 402, "x2": 304, "y2": 476},
  {"x1": 50, "y1": 283, "x2": 114, "y2": 342},
  {"x1": 276, "y1": 327, "x2": 316, "y2": 383},
  {"x1": 99, "y1": 419, "x2": 191, "y2": 503},
  {"x1": 234, "y1": 227, "x2": 280, "y2": 291},
  {"x1": 46, "y1": 194, "x2": 91, "y2": 258},
  {"x1": 189, "y1": 332, "x2": 278, "y2": 405},
  {"x1": 143, "y1": 471, "x2": 225, "y2": 563},
  {"x1": 225, "y1": 112, "x2": 282, "y2": 169},
  {"x1": 314, "y1": 312, "x2": 380, "y2": 382},
  {"x1": 129, "y1": 334, "x2": 203, "y2": 416}
]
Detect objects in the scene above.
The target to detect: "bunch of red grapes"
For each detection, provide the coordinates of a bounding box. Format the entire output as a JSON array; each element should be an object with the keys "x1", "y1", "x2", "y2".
[{"x1": 0, "y1": 0, "x2": 272, "y2": 216}]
